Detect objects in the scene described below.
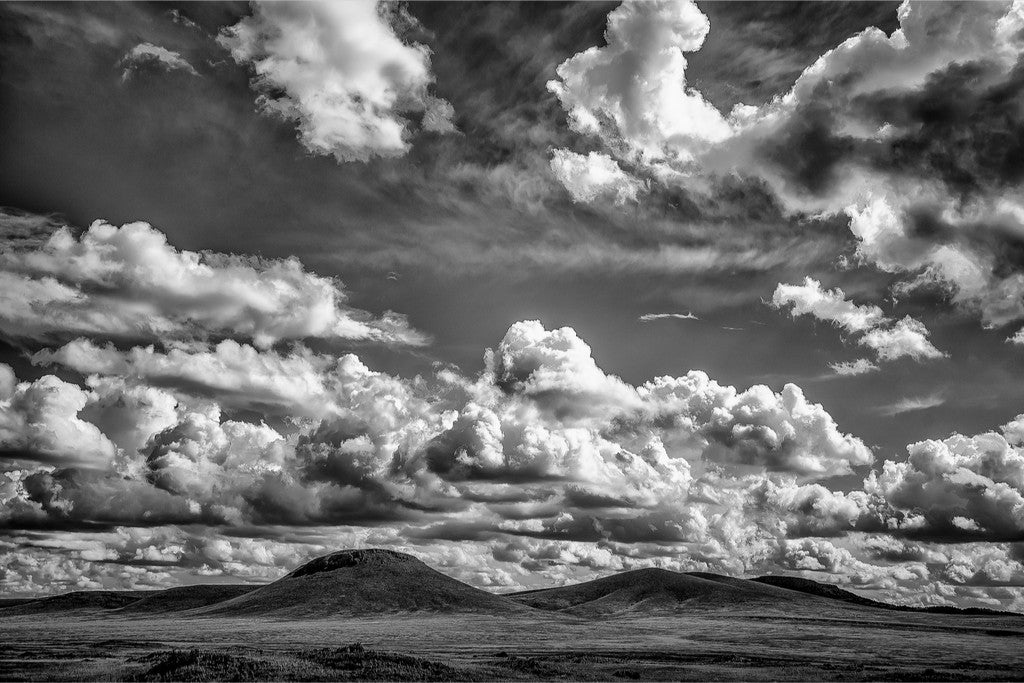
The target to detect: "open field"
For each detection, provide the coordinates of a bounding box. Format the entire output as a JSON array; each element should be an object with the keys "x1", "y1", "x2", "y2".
[{"x1": 2, "y1": 609, "x2": 1023, "y2": 681}]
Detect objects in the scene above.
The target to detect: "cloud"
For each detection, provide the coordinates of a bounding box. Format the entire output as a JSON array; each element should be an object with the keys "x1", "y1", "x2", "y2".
[
  {"x1": 0, "y1": 216, "x2": 427, "y2": 348},
  {"x1": 559, "y1": 0, "x2": 1024, "y2": 337},
  {"x1": 219, "y1": 0, "x2": 454, "y2": 162},
  {"x1": 858, "y1": 316, "x2": 946, "y2": 362},
  {"x1": 829, "y1": 359, "x2": 879, "y2": 376},
  {"x1": 772, "y1": 277, "x2": 885, "y2": 334},
  {"x1": 2, "y1": 320, "x2": 873, "y2": 541},
  {"x1": 0, "y1": 369, "x2": 118, "y2": 469},
  {"x1": 639, "y1": 312, "x2": 699, "y2": 322},
  {"x1": 876, "y1": 394, "x2": 946, "y2": 417},
  {"x1": 549, "y1": 150, "x2": 645, "y2": 204},
  {"x1": 3, "y1": 308, "x2": 1020, "y2": 608},
  {"x1": 489, "y1": 320, "x2": 641, "y2": 419},
  {"x1": 34, "y1": 338, "x2": 349, "y2": 418},
  {"x1": 772, "y1": 277, "x2": 944, "y2": 364},
  {"x1": 547, "y1": 0, "x2": 730, "y2": 163},
  {"x1": 119, "y1": 42, "x2": 198, "y2": 81},
  {"x1": 867, "y1": 421, "x2": 1024, "y2": 542}
]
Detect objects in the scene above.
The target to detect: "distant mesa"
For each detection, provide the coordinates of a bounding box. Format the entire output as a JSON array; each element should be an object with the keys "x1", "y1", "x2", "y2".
[{"x1": 198, "y1": 549, "x2": 531, "y2": 618}]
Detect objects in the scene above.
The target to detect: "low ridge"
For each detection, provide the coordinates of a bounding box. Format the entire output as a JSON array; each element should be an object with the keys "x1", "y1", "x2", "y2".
[
  {"x1": 198, "y1": 548, "x2": 531, "y2": 617},
  {"x1": 509, "y1": 567, "x2": 853, "y2": 616},
  {"x1": 0, "y1": 590, "x2": 160, "y2": 616},
  {"x1": 113, "y1": 584, "x2": 257, "y2": 615},
  {"x1": 753, "y1": 575, "x2": 889, "y2": 609}
]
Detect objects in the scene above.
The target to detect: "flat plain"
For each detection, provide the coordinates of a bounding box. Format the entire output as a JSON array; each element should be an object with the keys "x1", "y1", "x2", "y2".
[{"x1": 2, "y1": 609, "x2": 1023, "y2": 681}]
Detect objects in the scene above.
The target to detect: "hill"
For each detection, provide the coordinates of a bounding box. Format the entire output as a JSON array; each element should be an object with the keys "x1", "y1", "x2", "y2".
[
  {"x1": 0, "y1": 590, "x2": 160, "y2": 616},
  {"x1": 198, "y1": 548, "x2": 531, "y2": 617},
  {"x1": 752, "y1": 575, "x2": 892, "y2": 609},
  {"x1": 754, "y1": 575, "x2": 1017, "y2": 616},
  {"x1": 113, "y1": 584, "x2": 257, "y2": 615},
  {"x1": 508, "y1": 568, "x2": 837, "y2": 616}
]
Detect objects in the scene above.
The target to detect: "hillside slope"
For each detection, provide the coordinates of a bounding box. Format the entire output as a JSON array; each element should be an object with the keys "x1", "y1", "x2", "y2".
[
  {"x1": 113, "y1": 584, "x2": 257, "y2": 615},
  {"x1": 509, "y1": 568, "x2": 855, "y2": 616},
  {"x1": 0, "y1": 590, "x2": 160, "y2": 616},
  {"x1": 199, "y1": 549, "x2": 532, "y2": 617}
]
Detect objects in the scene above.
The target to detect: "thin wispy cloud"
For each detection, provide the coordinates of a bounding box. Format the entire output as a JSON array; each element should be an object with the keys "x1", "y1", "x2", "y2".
[
  {"x1": 877, "y1": 394, "x2": 946, "y2": 417},
  {"x1": 639, "y1": 312, "x2": 699, "y2": 322}
]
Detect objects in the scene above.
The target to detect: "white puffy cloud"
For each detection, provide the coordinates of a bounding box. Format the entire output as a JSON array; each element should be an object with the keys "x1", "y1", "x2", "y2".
[
  {"x1": 35, "y1": 338, "x2": 341, "y2": 417},
  {"x1": 858, "y1": 316, "x2": 946, "y2": 362},
  {"x1": 547, "y1": 0, "x2": 730, "y2": 163},
  {"x1": 559, "y1": 1, "x2": 1024, "y2": 337},
  {"x1": 219, "y1": 0, "x2": 454, "y2": 162},
  {"x1": 119, "y1": 42, "x2": 198, "y2": 81},
  {"x1": 829, "y1": 359, "x2": 879, "y2": 376},
  {"x1": 10, "y1": 318, "x2": 1024, "y2": 609},
  {"x1": 772, "y1": 278, "x2": 886, "y2": 334},
  {"x1": 0, "y1": 372, "x2": 117, "y2": 469},
  {"x1": 635, "y1": 374, "x2": 874, "y2": 478},
  {"x1": 772, "y1": 277, "x2": 944, "y2": 364},
  {"x1": 0, "y1": 219, "x2": 426, "y2": 348},
  {"x1": 145, "y1": 405, "x2": 289, "y2": 501},
  {"x1": 549, "y1": 150, "x2": 645, "y2": 204},
  {"x1": 489, "y1": 320, "x2": 641, "y2": 419},
  {"x1": 867, "y1": 422, "x2": 1024, "y2": 542}
]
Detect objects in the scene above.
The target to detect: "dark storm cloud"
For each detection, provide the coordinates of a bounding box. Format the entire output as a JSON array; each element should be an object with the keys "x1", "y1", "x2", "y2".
[{"x1": 752, "y1": 56, "x2": 1024, "y2": 204}]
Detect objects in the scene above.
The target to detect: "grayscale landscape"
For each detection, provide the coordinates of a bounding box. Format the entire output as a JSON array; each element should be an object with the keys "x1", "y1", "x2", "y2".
[
  {"x1": 2, "y1": 550, "x2": 1022, "y2": 681},
  {"x1": 4, "y1": 0, "x2": 1024, "y2": 680}
]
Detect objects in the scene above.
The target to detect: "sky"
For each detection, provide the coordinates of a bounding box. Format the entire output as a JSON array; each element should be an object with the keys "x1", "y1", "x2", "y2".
[{"x1": 1, "y1": 0, "x2": 1024, "y2": 610}]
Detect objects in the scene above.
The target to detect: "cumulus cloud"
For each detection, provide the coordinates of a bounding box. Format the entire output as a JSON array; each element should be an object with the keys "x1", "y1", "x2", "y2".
[
  {"x1": 549, "y1": 150, "x2": 645, "y2": 204},
  {"x1": 772, "y1": 278, "x2": 886, "y2": 334},
  {"x1": 559, "y1": 0, "x2": 1024, "y2": 338},
  {"x1": 219, "y1": 0, "x2": 455, "y2": 162},
  {"x1": 0, "y1": 369, "x2": 118, "y2": 469},
  {"x1": 772, "y1": 277, "x2": 944, "y2": 365},
  {"x1": 2, "y1": 320, "x2": 873, "y2": 547},
  {"x1": 119, "y1": 42, "x2": 198, "y2": 81},
  {"x1": 0, "y1": 217, "x2": 426, "y2": 348},
  {"x1": 867, "y1": 421, "x2": 1024, "y2": 542},
  {"x1": 858, "y1": 317, "x2": 946, "y2": 362},
  {"x1": 829, "y1": 359, "x2": 879, "y2": 376},
  {"x1": 8, "y1": 315, "x2": 1024, "y2": 609},
  {"x1": 34, "y1": 338, "x2": 346, "y2": 418},
  {"x1": 547, "y1": 0, "x2": 730, "y2": 163}
]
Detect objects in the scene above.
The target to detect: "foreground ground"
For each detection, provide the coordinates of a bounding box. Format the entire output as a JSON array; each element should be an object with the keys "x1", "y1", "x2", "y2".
[{"x1": 1, "y1": 608, "x2": 1022, "y2": 681}]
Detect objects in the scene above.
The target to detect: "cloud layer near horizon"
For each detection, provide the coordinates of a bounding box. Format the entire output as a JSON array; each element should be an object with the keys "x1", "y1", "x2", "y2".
[{"x1": 1, "y1": 218, "x2": 1023, "y2": 611}]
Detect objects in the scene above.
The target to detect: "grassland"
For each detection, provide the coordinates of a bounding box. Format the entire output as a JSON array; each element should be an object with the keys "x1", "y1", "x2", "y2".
[{"x1": 1, "y1": 608, "x2": 1022, "y2": 681}]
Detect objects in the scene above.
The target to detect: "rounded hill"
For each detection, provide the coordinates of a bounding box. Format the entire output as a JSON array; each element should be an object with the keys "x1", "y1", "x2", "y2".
[{"x1": 199, "y1": 549, "x2": 531, "y2": 618}]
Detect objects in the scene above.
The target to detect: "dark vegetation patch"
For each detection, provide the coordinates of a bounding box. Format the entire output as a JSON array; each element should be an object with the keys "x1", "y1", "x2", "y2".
[{"x1": 124, "y1": 644, "x2": 484, "y2": 682}]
